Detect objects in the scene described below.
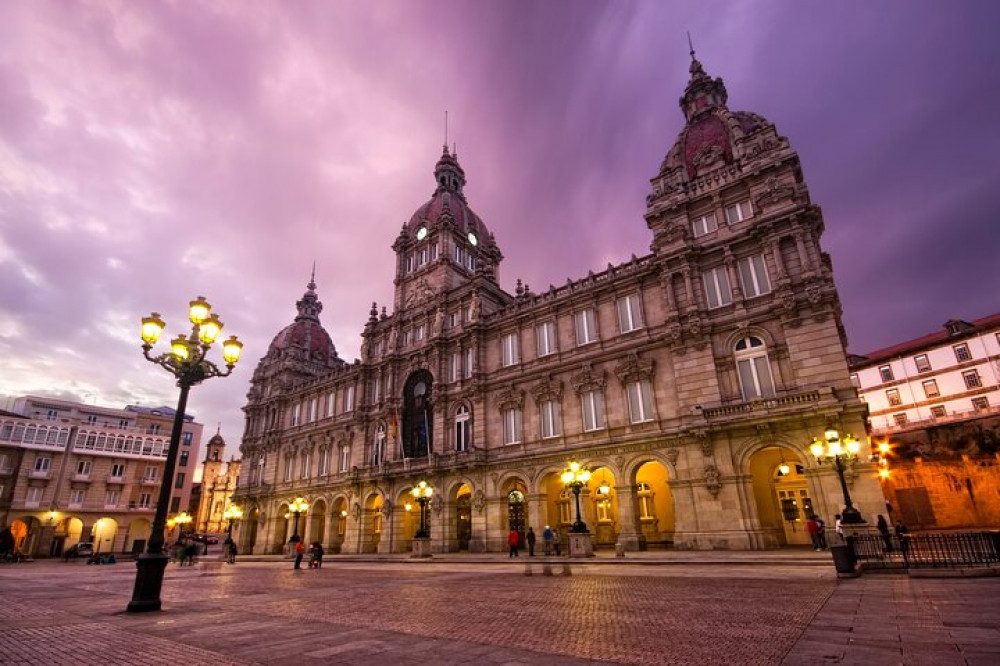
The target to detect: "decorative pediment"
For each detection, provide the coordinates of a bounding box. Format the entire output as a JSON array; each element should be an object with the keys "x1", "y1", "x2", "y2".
[
  {"x1": 530, "y1": 375, "x2": 564, "y2": 403},
  {"x1": 404, "y1": 278, "x2": 437, "y2": 309},
  {"x1": 665, "y1": 447, "x2": 680, "y2": 467},
  {"x1": 571, "y1": 363, "x2": 606, "y2": 394},
  {"x1": 753, "y1": 176, "x2": 796, "y2": 208},
  {"x1": 494, "y1": 383, "x2": 524, "y2": 410},
  {"x1": 614, "y1": 352, "x2": 655, "y2": 384}
]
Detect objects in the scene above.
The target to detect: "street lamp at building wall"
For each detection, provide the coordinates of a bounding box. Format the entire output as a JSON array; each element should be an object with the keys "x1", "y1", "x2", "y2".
[
  {"x1": 411, "y1": 481, "x2": 433, "y2": 538},
  {"x1": 127, "y1": 297, "x2": 243, "y2": 614},
  {"x1": 287, "y1": 497, "x2": 308, "y2": 543},
  {"x1": 223, "y1": 504, "x2": 243, "y2": 541},
  {"x1": 561, "y1": 461, "x2": 591, "y2": 533},
  {"x1": 809, "y1": 426, "x2": 865, "y2": 525}
]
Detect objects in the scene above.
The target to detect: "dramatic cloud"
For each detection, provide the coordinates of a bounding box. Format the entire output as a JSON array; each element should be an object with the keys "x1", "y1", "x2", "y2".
[{"x1": 2, "y1": 1, "x2": 998, "y2": 457}]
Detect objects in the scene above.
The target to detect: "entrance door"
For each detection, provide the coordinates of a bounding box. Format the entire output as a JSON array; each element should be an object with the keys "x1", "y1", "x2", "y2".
[
  {"x1": 457, "y1": 495, "x2": 471, "y2": 550},
  {"x1": 774, "y1": 465, "x2": 814, "y2": 546},
  {"x1": 507, "y1": 490, "x2": 526, "y2": 546}
]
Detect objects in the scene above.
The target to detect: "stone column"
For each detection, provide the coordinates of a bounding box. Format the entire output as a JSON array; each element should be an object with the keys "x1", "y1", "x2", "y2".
[{"x1": 613, "y1": 484, "x2": 643, "y2": 551}]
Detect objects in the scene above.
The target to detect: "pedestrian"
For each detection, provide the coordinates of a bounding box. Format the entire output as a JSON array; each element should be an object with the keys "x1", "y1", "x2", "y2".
[
  {"x1": 293, "y1": 540, "x2": 305, "y2": 569},
  {"x1": 185, "y1": 541, "x2": 198, "y2": 565},
  {"x1": 507, "y1": 529, "x2": 520, "y2": 558},
  {"x1": 895, "y1": 520, "x2": 910, "y2": 556},
  {"x1": 552, "y1": 530, "x2": 561, "y2": 556},
  {"x1": 309, "y1": 542, "x2": 324, "y2": 569},
  {"x1": 834, "y1": 514, "x2": 844, "y2": 543},
  {"x1": 224, "y1": 538, "x2": 237, "y2": 564},
  {"x1": 815, "y1": 516, "x2": 828, "y2": 550},
  {"x1": 876, "y1": 514, "x2": 893, "y2": 552},
  {"x1": 526, "y1": 527, "x2": 536, "y2": 556},
  {"x1": 542, "y1": 525, "x2": 554, "y2": 556},
  {"x1": 806, "y1": 515, "x2": 821, "y2": 551}
]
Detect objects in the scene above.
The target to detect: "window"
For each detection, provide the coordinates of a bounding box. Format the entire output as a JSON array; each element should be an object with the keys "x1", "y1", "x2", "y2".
[
  {"x1": 118, "y1": 418, "x2": 129, "y2": 429},
  {"x1": 138, "y1": 492, "x2": 152, "y2": 509},
  {"x1": 536, "y1": 321, "x2": 557, "y2": 357},
  {"x1": 291, "y1": 404, "x2": 301, "y2": 427},
  {"x1": 372, "y1": 425, "x2": 386, "y2": 466},
  {"x1": 448, "y1": 352, "x2": 460, "y2": 382},
  {"x1": 300, "y1": 451, "x2": 311, "y2": 478},
  {"x1": 182, "y1": 432, "x2": 193, "y2": 445},
  {"x1": 574, "y1": 309, "x2": 598, "y2": 345},
  {"x1": 308, "y1": 398, "x2": 318, "y2": 423},
  {"x1": 46, "y1": 409, "x2": 59, "y2": 421},
  {"x1": 849, "y1": 373, "x2": 860, "y2": 388},
  {"x1": 930, "y1": 405, "x2": 947, "y2": 418},
  {"x1": 338, "y1": 446, "x2": 350, "y2": 472},
  {"x1": 317, "y1": 449, "x2": 330, "y2": 476},
  {"x1": 170, "y1": 497, "x2": 181, "y2": 513},
  {"x1": 702, "y1": 267, "x2": 732, "y2": 309},
  {"x1": 148, "y1": 423, "x2": 161, "y2": 435},
  {"x1": 464, "y1": 348, "x2": 474, "y2": 378},
  {"x1": 403, "y1": 328, "x2": 412, "y2": 346},
  {"x1": 34, "y1": 457, "x2": 51, "y2": 472},
  {"x1": 179, "y1": 450, "x2": 189, "y2": 467},
  {"x1": 724, "y1": 200, "x2": 752, "y2": 224},
  {"x1": 972, "y1": 397, "x2": 990, "y2": 411},
  {"x1": 110, "y1": 463, "x2": 125, "y2": 478},
  {"x1": 501, "y1": 332, "x2": 520, "y2": 367},
  {"x1": 734, "y1": 336, "x2": 776, "y2": 400},
  {"x1": 922, "y1": 379, "x2": 940, "y2": 399},
  {"x1": 105, "y1": 490, "x2": 120, "y2": 508},
  {"x1": 414, "y1": 324, "x2": 425, "y2": 341},
  {"x1": 953, "y1": 344, "x2": 972, "y2": 362},
  {"x1": 284, "y1": 457, "x2": 293, "y2": 482},
  {"x1": 626, "y1": 380, "x2": 655, "y2": 423},
  {"x1": 143, "y1": 465, "x2": 158, "y2": 481},
  {"x1": 539, "y1": 400, "x2": 562, "y2": 439},
  {"x1": 86, "y1": 415, "x2": 97, "y2": 425},
  {"x1": 455, "y1": 406, "x2": 471, "y2": 452},
  {"x1": 616, "y1": 294, "x2": 644, "y2": 333},
  {"x1": 26, "y1": 486, "x2": 43, "y2": 507},
  {"x1": 892, "y1": 413, "x2": 908, "y2": 426},
  {"x1": 174, "y1": 472, "x2": 185, "y2": 489},
  {"x1": 76, "y1": 460, "x2": 91, "y2": 476},
  {"x1": 879, "y1": 365, "x2": 894, "y2": 383},
  {"x1": 580, "y1": 390, "x2": 606, "y2": 432},
  {"x1": 448, "y1": 311, "x2": 459, "y2": 329},
  {"x1": 914, "y1": 354, "x2": 931, "y2": 372},
  {"x1": 691, "y1": 212, "x2": 718, "y2": 237},
  {"x1": 886, "y1": 389, "x2": 902, "y2": 407},
  {"x1": 344, "y1": 385, "x2": 355, "y2": 412},
  {"x1": 69, "y1": 489, "x2": 85, "y2": 508},
  {"x1": 963, "y1": 370, "x2": 982, "y2": 389},
  {"x1": 738, "y1": 255, "x2": 771, "y2": 298},
  {"x1": 326, "y1": 392, "x2": 336, "y2": 417},
  {"x1": 637, "y1": 482, "x2": 655, "y2": 520},
  {"x1": 502, "y1": 408, "x2": 522, "y2": 445}
]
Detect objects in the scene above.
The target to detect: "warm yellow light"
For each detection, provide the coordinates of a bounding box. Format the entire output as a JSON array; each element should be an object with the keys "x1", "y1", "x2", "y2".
[
  {"x1": 561, "y1": 470, "x2": 574, "y2": 484},
  {"x1": 289, "y1": 497, "x2": 309, "y2": 513},
  {"x1": 824, "y1": 427, "x2": 839, "y2": 444},
  {"x1": 405, "y1": 503, "x2": 413, "y2": 512},
  {"x1": 224, "y1": 504, "x2": 243, "y2": 520},
  {"x1": 340, "y1": 510, "x2": 348, "y2": 518},
  {"x1": 166, "y1": 518, "x2": 176, "y2": 529},
  {"x1": 579, "y1": 469, "x2": 591, "y2": 483},
  {"x1": 171, "y1": 334, "x2": 191, "y2": 361},
  {"x1": 411, "y1": 486, "x2": 419, "y2": 498},
  {"x1": 199, "y1": 314, "x2": 223, "y2": 344},
  {"x1": 141, "y1": 312, "x2": 165, "y2": 345},
  {"x1": 878, "y1": 468, "x2": 891, "y2": 480},
  {"x1": 189, "y1": 296, "x2": 211, "y2": 325},
  {"x1": 222, "y1": 336, "x2": 243, "y2": 364},
  {"x1": 809, "y1": 438, "x2": 825, "y2": 458},
  {"x1": 426, "y1": 486, "x2": 433, "y2": 497},
  {"x1": 569, "y1": 461, "x2": 580, "y2": 473},
  {"x1": 845, "y1": 435, "x2": 861, "y2": 455},
  {"x1": 174, "y1": 511, "x2": 192, "y2": 526},
  {"x1": 828, "y1": 440, "x2": 843, "y2": 457},
  {"x1": 778, "y1": 463, "x2": 791, "y2": 476},
  {"x1": 878, "y1": 441, "x2": 891, "y2": 454},
  {"x1": 47, "y1": 510, "x2": 59, "y2": 524},
  {"x1": 598, "y1": 483, "x2": 611, "y2": 495}
]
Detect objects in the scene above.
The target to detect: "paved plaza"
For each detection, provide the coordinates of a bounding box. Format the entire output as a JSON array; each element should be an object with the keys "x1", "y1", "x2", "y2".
[{"x1": 0, "y1": 553, "x2": 998, "y2": 665}]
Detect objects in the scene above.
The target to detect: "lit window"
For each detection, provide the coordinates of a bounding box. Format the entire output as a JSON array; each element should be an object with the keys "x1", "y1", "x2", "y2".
[
  {"x1": 879, "y1": 365, "x2": 894, "y2": 382},
  {"x1": 914, "y1": 354, "x2": 931, "y2": 372},
  {"x1": 574, "y1": 309, "x2": 598, "y2": 345},
  {"x1": 922, "y1": 379, "x2": 939, "y2": 399},
  {"x1": 617, "y1": 294, "x2": 644, "y2": 334},
  {"x1": 724, "y1": 200, "x2": 753, "y2": 224},
  {"x1": 539, "y1": 400, "x2": 562, "y2": 439},
  {"x1": 963, "y1": 370, "x2": 982, "y2": 389},
  {"x1": 501, "y1": 332, "x2": 520, "y2": 367},
  {"x1": 886, "y1": 389, "x2": 902, "y2": 407},
  {"x1": 702, "y1": 267, "x2": 732, "y2": 309},
  {"x1": 502, "y1": 408, "x2": 522, "y2": 445},
  {"x1": 580, "y1": 390, "x2": 606, "y2": 432},
  {"x1": 734, "y1": 336, "x2": 776, "y2": 400},
  {"x1": 953, "y1": 344, "x2": 972, "y2": 362},
  {"x1": 626, "y1": 380, "x2": 655, "y2": 423},
  {"x1": 536, "y1": 321, "x2": 557, "y2": 357},
  {"x1": 691, "y1": 212, "x2": 718, "y2": 237},
  {"x1": 738, "y1": 255, "x2": 771, "y2": 298}
]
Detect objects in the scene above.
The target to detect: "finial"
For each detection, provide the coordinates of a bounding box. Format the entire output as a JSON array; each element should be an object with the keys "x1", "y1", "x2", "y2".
[
  {"x1": 687, "y1": 31, "x2": 695, "y2": 60},
  {"x1": 444, "y1": 110, "x2": 449, "y2": 152},
  {"x1": 216, "y1": 423, "x2": 221, "y2": 435},
  {"x1": 309, "y1": 261, "x2": 317, "y2": 290}
]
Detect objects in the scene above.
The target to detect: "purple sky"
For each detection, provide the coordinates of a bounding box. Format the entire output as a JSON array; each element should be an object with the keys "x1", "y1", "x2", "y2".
[{"x1": 2, "y1": 1, "x2": 999, "y2": 459}]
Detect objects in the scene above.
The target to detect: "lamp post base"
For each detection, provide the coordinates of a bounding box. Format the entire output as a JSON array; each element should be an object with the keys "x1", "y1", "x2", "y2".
[
  {"x1": 127, "y1": 552, "x2": 169, "y2": 613},
  {"x1": 840, "y1": 506, "x2": 865, "y2": 525},
  {"x1": 411, "y1": 537, "x2": 432, "y2": 559},
  {"x1": 567, "y1": 532, "x2": 595, "y2": 558}
]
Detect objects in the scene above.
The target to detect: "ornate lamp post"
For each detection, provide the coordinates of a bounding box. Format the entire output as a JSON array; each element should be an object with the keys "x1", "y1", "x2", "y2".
[
  {"x1": 561, "y1": 461, "x2": 591, "y2": 533},
  {"x1": 411, "y1": 481, "x2": 433, "y2": 538},
  {"x1": 810, "y1": 426, "x2": 865, "y2": 525},
  {"x1": 127, "y1": 297, "x2": 242, "y2": 613},
  {"x1": 173, "y1": 511, "x2": 193, "y2": 536},
  {"x1": 287, "y1": 497, "x2": 309, "y2": 543},
  {"x1": 223, "y1": 504, "x2": 243, "y2": 541}
]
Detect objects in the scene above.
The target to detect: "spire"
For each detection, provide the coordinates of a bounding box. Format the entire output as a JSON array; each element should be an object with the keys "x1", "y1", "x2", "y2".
[
  {"x1": 295, "y1": 269, "x2": 323, "y2": 322},
  {"x1": 678, "y1": 42, "x2": 728, "y2": 121},
  {"x1": 433, "y1": 137, "x2": 467, "y2": 201}
]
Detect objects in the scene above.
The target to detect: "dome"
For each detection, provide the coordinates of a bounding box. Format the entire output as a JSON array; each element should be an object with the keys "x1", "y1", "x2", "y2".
[
  {"x1": 265, "y1": 275, "x2": 340, "y2": 364},
  {"x1": 207, "y1": 431, "x2": 225, "y2": 447},
  {"x1": 405, "y1": 146, "x2": 492, "y2": 243}
]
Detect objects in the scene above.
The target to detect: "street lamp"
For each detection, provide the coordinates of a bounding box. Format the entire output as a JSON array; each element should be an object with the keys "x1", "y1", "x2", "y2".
[
  {"x1": 561, "y1": 461, "x2": 591, "y2": 533},
  {"x1": 127, "y1": 297, "x2": 242, "y2": 614},
  {"x1": 173, "y1": 511, "x2": 193, "y2": 535},
  {"x1": 288, "y1": 497, "x2": 308, "y2": 543},
  {"x1": 411, "y1": 481, "x2": 433, "y2": 538},
  {"x1": 223, "y1": 504, "x2": 243, "y2": 541},
  {"x1": 810, "y1": 426, "x2": 865, "y2": 525}
]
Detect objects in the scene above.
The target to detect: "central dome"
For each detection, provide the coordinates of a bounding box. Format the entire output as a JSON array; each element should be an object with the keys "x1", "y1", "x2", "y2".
[{"x1": 405, "y1": 146, "x2": 491, "y2": 243}]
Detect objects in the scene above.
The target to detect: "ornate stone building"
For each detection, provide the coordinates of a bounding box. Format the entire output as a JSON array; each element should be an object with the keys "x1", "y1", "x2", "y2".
[
  {"x1": 231, "y1": 55, "x2": 884, "y2": 554},
  {"x1": 193, "y1": 429, "x2": 241, "y2": 535}
]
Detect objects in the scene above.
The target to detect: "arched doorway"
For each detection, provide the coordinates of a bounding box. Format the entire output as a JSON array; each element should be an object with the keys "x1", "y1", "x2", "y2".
[
  {"x1": 91, "y1": 517, "x2": 118, "y2": 553},
  {"x1": 10, "y1": 518, "x2": 36, "y2": 555},
  {"x1": 309, "y1": 499, "x2": 327, "y2": 546},
  {"x1": 454, "y1": 484, "x2": 472, "y2": 551},
  {"x1": 402, "y1": 370, "x2": 434, "y2": 458},
  {"x1": 502, "y1": 479, "x2": 528, "y2": 547},
  {"x1": 749, "y1": 446, "x2": 811, "y2": 546},
  {"x1": 332, "y1": 499, "x2": 348, "y2": 553},
  {"x1": 64, "y1": 517, "x2": 84, "y2": 550},
  {"x1": 126, "y1": 519, "x2": 151, "y2": 555},
  {"x1": 589, "y1": 467, "x2": 617, "y2": 548},
  {"x1": 362, "y1": 494, "x2": 383, "y2": 553},
  {"x1": 243, "y1": 507, "x2": 260, "y2": 554},
  {"x1": 635, "y1": 460, "x2": 675, "y2": 549}
]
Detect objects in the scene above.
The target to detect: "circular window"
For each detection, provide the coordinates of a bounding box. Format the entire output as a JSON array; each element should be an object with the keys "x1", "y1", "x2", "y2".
[{"x1": 416, "y1": 226, "x2": 428, "y2": 241}]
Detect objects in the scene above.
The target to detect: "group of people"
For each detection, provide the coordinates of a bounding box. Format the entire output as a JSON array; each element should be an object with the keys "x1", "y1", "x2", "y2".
[
  {"x1": 292, "y1": 540, "x2": 324, "y2": 569},
  {"x1": 509, "y1": 526, "x2": 561, "y2": 557},
  {"x1": 171, "y1": 539, "x2": 201, "y2": 566}
]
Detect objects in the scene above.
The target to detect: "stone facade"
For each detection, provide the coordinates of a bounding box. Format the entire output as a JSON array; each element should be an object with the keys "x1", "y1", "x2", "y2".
[
  {"x1": 193, "y1": 430, "x2": 241, "y2": 534},
  {"x1": 231, "y1": 55, "x2": 884, "y2": 554}
]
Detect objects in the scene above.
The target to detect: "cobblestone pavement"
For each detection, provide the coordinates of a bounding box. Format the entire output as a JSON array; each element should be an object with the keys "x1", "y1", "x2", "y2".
[{"x1": 0, "y1": 556, "x2": 996, "y2": 665}]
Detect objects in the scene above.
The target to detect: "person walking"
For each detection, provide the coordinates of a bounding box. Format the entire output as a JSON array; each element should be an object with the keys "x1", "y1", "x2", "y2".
[
  {"x1": 526, "y1": 527, "x2": 536, "y2": 556},
  {"x1": 834, "y1": 514, "x2": 845, "y2": 543},
  {"x1": 552, "y1": 530, "x2": 561, "y2": 556},
  {"x1": 309, "y1": 542, "x2": 324, "y2": 569},
  {"x1": 224, "y1": 539, "x2": 237, "y2": 564},
  {"x1": 542, "y1": 525, "x2": 554, "y2": 556},
  {"x1": 876, "y1": 515, "x2": 893, "y2": 552},
  {"x1": 806, "y1": 515, "x2": 821, "y2": 551},
  {"x1": 815, "y1": 516, "x2": 828, "y2": 550},
  {"x1": 293, "y1": 540, "x2": 305, "y2": 569},
  {"x1": 507, "y1": 529, "x2": 520, "y2": 558}
]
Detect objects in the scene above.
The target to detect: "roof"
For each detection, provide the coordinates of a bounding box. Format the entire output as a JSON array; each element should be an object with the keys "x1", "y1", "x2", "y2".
[{"x1": 849, "y1": 312, "x2": 1000, "y2": 367}]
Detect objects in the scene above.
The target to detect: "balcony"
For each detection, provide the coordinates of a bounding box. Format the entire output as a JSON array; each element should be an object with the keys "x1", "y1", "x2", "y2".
[
  {"x1": 698, "y1": 387, "x2": 834, "y2": 422},
  {"x1": 71, "y1": 473, "x2": 92, "y2": 482},
  {"x1": 0, "y1": 466, "x2": 13, "y2": 477},
  {"x1": 28, "y1": 469, "x2": 51, "y2": 480},
  {"x1": 106, "y1": 474, "x2": 125, "y2": 484},
  {"x1": 140, "y1": 476, "x2": 159, "y2": 486}
]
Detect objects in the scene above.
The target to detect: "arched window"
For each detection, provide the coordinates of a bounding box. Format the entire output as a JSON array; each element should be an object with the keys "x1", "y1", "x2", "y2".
[
  {"x1": 734, "y1": 336, "x2": 776, "y2": 400},
  {"x1": 403, "y1": 371, "x2": 434, "y2": 458},
  {"x1": 454, "y1": 405, "x2": 471, "y2": 452},
  {"x1": 372, "y1": 422, "x2": 386, "y2": 466}
]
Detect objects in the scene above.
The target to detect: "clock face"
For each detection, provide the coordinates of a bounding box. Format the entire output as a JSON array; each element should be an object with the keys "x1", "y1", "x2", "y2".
[
  {"x1": 416, "y1": 227, "x2": 428, "y2": 241},
  {"x1": 467, "y1": 231, "x2": 478, "y2": 246}
]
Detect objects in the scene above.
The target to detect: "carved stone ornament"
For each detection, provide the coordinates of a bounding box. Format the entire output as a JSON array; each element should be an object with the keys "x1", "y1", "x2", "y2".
[
  {"x1": 613, "y1": 455, "x2": 626, "y2": 472},
  {"x1": 404, "y1": 278, "x2": 437, "y2": 309},
  {"x1": 382, "y1": 500, "x2": 393, "y2": 517},
  {"x1": 472, "y1": 489, "x2": 486, "y2": 513},
  {"x1": 665, "y1": 323, "x2": 683, "y2": 346},
  {"x1": 494, "y1": 383, "x2": 524, "y2": 411},
  {"x1": 805, "y1": 284, "x2": 823, "y2": 305},
  {"x1": 691, "y1": 430, "x2": 713, "y2": 458},
  {"x1": 490, "y1": 472, "x2": 501, "y2": 491},
  {"x1": 431, "y1": 493, "x2": 443, "y2": 513},
  {"x1": 753, "y1": 176, "x2": 796, "y2": 208},
  {"x1": 351, "y1": 502, "x2": 361, "y2": 520},
  {"x1": 530, "y1": 375, "x2": 564, "y2": 403},
  {"x1": 665, "y1": 447, "x2": 680, "y2": 467},
  {"x1": 571, "y1": 363, "x2": 606, "y2": 394},
  {"x1": 685, "y1": 313, "x2": 705, "y2": 339},
  {"x1": 614, "y1": 352, "x2": 655, "y2": 385},
  {"x1": 704, "y1": 465, "x2": 722, "y2": 497}
]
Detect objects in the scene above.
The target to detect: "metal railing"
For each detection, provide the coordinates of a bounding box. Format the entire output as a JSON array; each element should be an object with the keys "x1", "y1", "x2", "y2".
[{"x1": 849, "y1": 532, "x2": 1000, "y2": 571}]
